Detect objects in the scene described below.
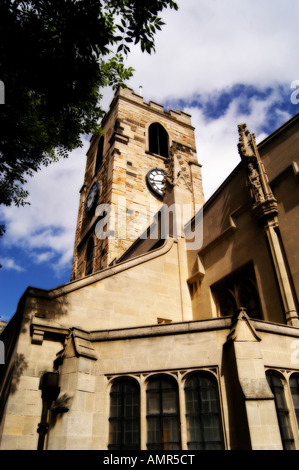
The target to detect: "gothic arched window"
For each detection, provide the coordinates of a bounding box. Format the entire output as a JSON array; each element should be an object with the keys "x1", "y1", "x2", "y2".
[
  {"x1": 266, "y1": 371, "x2": 295, "y2": 450},
  {"x1": 212, "y1": 263, "x2": 262, "y2": 319},
  {"x1": 184, "y1": 373, "x2": 224, "y2": 450},
  {"x1": 85, "y1": 237, "x2": 94, "y2": 275},
  {"x1": 108, "y1": 378, "x2": 140, "y2": 450},
  {"x1": 148, "y1": 123, "x2": 169, "y2": 158},
  {"x1": 146, "y1": 375, "x2": 180, "y2": 450},
  {"x1": 95, "y1": 136, "x2": 104, "y2": 173}
]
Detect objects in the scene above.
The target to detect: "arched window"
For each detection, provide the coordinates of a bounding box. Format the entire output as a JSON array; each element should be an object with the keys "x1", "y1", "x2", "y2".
[
  {"x1": 148, "y1": 123, "x2": 169, "y2": 158},
  {"x1": 95, "y1": 136, "x2": 104, "y2": 172},
  {"x1": 266, "y1": 371, "x2": 295, "y2": 450},
  {"x1": 85, "y1": 238, "x2": 94, "y2": 275},
  {"x1": 212, "y1": 263, "x2": 262, "y2": 319},
  {"x1": 290, "y1": 374, "x2": 299, "y2": 428},
  {"x1": 108, "y1": 378, "x2": 140, "y2": 450},
  {"x1": 146, "y1": 375, "x2": 180, "y2": 450},
  {"x1": 184, "y1": 373, "x2": 224, "y2": 450}
]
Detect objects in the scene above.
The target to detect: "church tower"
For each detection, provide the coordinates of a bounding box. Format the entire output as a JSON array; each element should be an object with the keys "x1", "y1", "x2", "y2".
[{"x1": 71, "y1": 87, "x2": 204, "y2": 281}]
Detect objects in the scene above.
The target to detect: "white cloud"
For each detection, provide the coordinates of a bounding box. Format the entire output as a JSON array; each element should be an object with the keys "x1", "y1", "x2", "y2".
[
  {"x1": 0, "y1": 257, "x2": 25, "y2": 272},
  {"x1": 184, "y1": 88, "x2": 293, "y2": 199},
  {"x1": 31, "y1": 251, "x2": 56, "y2": 264},
  {"x1": 125, "y1": 0, "x2": 299, "y2": 102},
  {"x1": 0, "y1": 139, "x2": 89, "y2": 271}
]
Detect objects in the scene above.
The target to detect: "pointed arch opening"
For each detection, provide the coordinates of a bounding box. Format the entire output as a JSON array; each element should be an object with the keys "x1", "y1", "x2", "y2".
[
  {"x1": 95, "y1": 135, "x2": 104, "y2": 173},
  {"x1": 148, "y1": 123, "x2": 169, "y2": 158},
  {"x1": 211, "y1": 263, "x2": 262, "y2": 319}
]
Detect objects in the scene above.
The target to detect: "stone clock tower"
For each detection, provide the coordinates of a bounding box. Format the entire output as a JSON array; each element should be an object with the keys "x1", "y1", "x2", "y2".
[{"x1": 71, "y1": 87, "x2": 204, "y2": 281}]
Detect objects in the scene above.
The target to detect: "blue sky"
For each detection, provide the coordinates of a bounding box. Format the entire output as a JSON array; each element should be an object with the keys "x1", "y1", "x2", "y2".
[{"x1": 1, "y1": 0, "x2": 299, "y2": 322}]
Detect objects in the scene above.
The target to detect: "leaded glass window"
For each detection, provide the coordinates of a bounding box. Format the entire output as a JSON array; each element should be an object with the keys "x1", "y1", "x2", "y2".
[
  {"x1": 108, "y1": 379, "x2": 140, "y2": 450},
  {"x1": 184, "y1": 373, "x2": 224, "y2": 450},
  {"x1": 290, "y1": 374, "x2": 299, "y2": 428},
  {"x1": 146, "y1": 376, "x2": 180, "y2": 450},
  {"x1": 266, "y1": 372, "x2": 295, "y2": 450}
]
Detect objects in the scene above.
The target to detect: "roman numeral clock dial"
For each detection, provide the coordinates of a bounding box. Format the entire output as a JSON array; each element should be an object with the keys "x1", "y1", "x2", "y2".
[{"x1": 146, "y1": 168, "x2": 166, "y2": 198}]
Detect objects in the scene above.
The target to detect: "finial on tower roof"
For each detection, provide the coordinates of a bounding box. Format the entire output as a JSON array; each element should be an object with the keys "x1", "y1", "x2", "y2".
[{"x1": 237, "y1": 123, "x2": 256, "y2": 160}]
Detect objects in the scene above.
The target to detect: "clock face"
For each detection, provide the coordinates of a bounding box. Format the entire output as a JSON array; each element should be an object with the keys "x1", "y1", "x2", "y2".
[
  {"x1": 146, "y1": 168, "x2": 166, "y2": 198},
  {"x1": 85, "y1": 182, "x2": 100, "y2": 214}
]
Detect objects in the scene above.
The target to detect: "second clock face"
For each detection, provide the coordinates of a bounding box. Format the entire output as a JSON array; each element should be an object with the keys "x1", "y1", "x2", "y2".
[
  {"x1": 146, "y1": 168, "x2": 166, "y2": 198},
  {"x1": 85, "y1": 182, "x2": 100, "y2": 214}
]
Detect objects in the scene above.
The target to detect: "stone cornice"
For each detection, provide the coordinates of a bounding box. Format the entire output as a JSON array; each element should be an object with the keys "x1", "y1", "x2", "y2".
[
  {"x1": 90, "y1": 316, "x2": 299, "y2": 343},
  {"x1": 30, "y1": 312, "x2": 299, "y2": 349},
  {"x1": 90, "y1": 317, "x2": 232, "y2": 342}
]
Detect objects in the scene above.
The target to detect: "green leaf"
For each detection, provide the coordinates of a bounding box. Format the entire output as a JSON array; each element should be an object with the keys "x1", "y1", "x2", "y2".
[{"x1": 0, "y1": 0, "x2": 179, "y2": 209}]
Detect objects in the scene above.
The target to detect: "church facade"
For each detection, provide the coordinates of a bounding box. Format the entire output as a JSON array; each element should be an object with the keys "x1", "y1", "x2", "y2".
[{"x1": 1, "y1": 87, "x2": 299, "y2": 450}]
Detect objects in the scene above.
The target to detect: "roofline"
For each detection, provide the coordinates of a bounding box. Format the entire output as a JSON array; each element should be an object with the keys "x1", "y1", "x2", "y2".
[{"x1": 258, "y1": 112, "x2": 299, "y2": 150}]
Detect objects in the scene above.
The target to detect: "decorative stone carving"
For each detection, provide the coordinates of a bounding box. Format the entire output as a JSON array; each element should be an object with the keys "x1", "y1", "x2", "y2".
[
  {"x1": 226, "y1": 308, "x2": 261, "y2": 344},
  {"x1": 247, "y1": 163, "x2": 265, "y2": 203},
  {"x1": 237, "y1": 123, "x2": 256, "y2": 160},
  {"x1": 164, "y1": 142, "x2": 192, "y2": 193},
  {"x1": 237, "y1": 123, "x2": 278, "y2": 222},
  {"x1": 237, "y1": 123, "x2": 299, "y2": 327}
]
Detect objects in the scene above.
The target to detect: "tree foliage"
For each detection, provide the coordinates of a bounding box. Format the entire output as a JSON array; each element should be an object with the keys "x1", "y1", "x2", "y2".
[{"x1": 0, "y1": 0, "x2": 178, "y2": 207}]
